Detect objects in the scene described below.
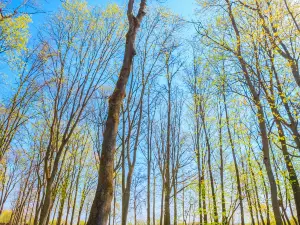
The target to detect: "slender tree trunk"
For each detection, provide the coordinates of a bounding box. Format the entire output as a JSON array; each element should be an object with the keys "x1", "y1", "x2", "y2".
[
  {"x1": 201, "y1": 162, "x2": 207, "y2": 225},
  {"x1": 270, "y1": 109, "x2": 300, "y2": 221},
  {"x1": 173, "y1": 175, "x2": 178, "y2": 225},
  {"x1": 57, "y1": 195, "x2": 66, "y2": 225},
  {"x1": 77, "y1": 197, "x2": 85, "y2": 225},
  {"x1": 164, "y1": 66, "x2": 172, "y2": 225},
  {"x1": 225, "y1": 1, "x2": 283, "y2": 223},
  {"x1": 147, "y1": 138, "x2": 151, "y2": 225},
  {"x1": 70, "y1": 171, "x2": 81, "y2": 225},
  {"x1": 122, "y1": 84, "x2": 145, "y2": 225},
  {"x1": 112, "y1": 177, "x2": 117, "y2": 225},
  {"x1": 65, "y1": 187, "x2": 73, "y2": 225},
  {"x1": 134, "y1": 189, "x2": 137, "y2": 225},
  {"x1": 183, "y1": 183, "x2": 186, "y2": 225},
  {"x1": 199, "y1": 101, "x2": 216, "y2": 224},
  {"x1": 222, "y1": 90, "x2": 245, "y2": 225},
  {"x1": 204, "y1": 125, "x2": 218, "y2": 224},
  {"x1": 287, "y1": 189, "x2": 298, "y2": 225},
  {"x1": 153, "y1": 174, "x2": 156, "y2": 225},
  {"x1": 258, "y1": 103, "x2": 282, "y2": 225},
  {"x1": 219, "y1": 107, "x2": 226, "y2": 225},
  {"x1": 196, "y1": 122, "x2": 202, "y2": 225},
  {"x1": 160, "y1": 178, "x2": 164, "y2": 225},
  {"x1": 258, "y1": 52, "x2": 300, "y2": 221},
  {"x1": 248, "y1": 156, "x2": 265, "y2": 225},
  {"x1": 147, "y1": 90, "x2": 152, "y2": 225},
  {"x1": 122, "y1": 168, "x2": 134, "y2": 225},
  {"x1": 246, "y1": 186, "x2": 255, "y2": 225},
  {"x1": 271, "y1": 146, "x2": 292, "y2": 225}
]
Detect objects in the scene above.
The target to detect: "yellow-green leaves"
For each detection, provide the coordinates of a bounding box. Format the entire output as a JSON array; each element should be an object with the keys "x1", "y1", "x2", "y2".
[
  {"x1": 0, "y1": 210, "x2": 12, "y2": 223},
  {"x1": 57, "y1": 0, "x2": 124, "y2": 40},
  {"x1": 158, "y1": 7, "x2": 181, "y2": 24},
  {"x1": 0, "y1": 14, "x2": 31, "y2": 53},
  {"x1": 102, "y1": 4, "x2": 122, "y2": 18},
  {"x1": 62, "y1": 0, "x2": 89, "y2": 15},
  {"x1": 159, "y1": 8, "x2": 173, "y2": 19},
  {"x1": 60, "y1": 0, "x2": 90, "y2": 33}
]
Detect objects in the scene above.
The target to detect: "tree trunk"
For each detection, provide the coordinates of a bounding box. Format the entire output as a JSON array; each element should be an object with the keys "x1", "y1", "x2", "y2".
[
  {"x1": 122, "y1": 168, "x2": 134, "y2": 225},
  {"x1": 219, "y1": 107, "x2": 226, "y2": 225},
  {"x1": 164, "y1": 62, "x2": 172, "y2": 225},
  {"x1": 38, "y1": 181, "x2": 53, "y2": 225},
  {"x1": 160, "y1": 178, "x2": 164, "y2": 225},
  {"x1": 248, "y1": 154, "x2": 265, "y2": 225},
  {"x1": 223, "y1": 90, "x2": 244, "y2": 225},
  {"x1": 86, "y1": 1, "x2": 146, "y2": 225},
  {"x1": 266, "y1": 98, "x2": 300, "y2": 221},
  {"x1": 225, "y1": 1, "x2": 283, "y2": 224},
  {"x1": 147, "y1": 93, "x2": 152, "y2": 225},
  {"x1": 173, "y1": 175, "x2": 178, "y2": 225},
  {"x1": 153, "y1": 174, "x2": 156, "y2": 225},
  {"x1": 201, "y1": 163, "x2": 207, "y2": 225}
]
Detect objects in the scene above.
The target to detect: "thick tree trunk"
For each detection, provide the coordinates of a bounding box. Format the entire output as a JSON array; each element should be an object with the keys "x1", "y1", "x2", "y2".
[{"x1": 86, "y1": 1, "x2": 146, "y2": 225}]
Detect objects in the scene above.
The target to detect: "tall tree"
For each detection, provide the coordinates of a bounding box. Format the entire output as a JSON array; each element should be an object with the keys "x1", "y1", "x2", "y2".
[{"x1": 87, "y1": 1, "x2": 147, "y2": 225}]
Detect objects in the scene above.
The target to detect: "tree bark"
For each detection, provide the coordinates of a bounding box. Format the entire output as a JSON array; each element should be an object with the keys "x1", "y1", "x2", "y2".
[
  {"x1": 225, "y1": 1, "x2": 283, "y2": 224},
  {"x1": 218, "y1": 104, "x2": 226, "y2": 225},
  {"x1": 223, "y1": 89, "x2": 244, "y2": 225},
  {"x1": 86, "y1": 1, "x2": 146, "y2": 225}
]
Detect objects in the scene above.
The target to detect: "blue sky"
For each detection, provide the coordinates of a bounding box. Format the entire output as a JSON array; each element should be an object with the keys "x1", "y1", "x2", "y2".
[
  {"x1": 3, "y1": 0, "x2": 197, "y2": 218},
  {"x1": 2, "y1": 0, "x2": 197, "y2": 92},
  {"x1": 6, "y1": 0, "x2": 198, "y2": 59},
  {"x1": 10, "y1": 0, "x2": 196, "y2": 30}
]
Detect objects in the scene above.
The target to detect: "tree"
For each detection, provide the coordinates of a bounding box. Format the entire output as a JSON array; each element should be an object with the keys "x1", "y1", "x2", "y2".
[
  {"x1": 0, "y1": 49, "x2": 42, "y2": 160},
  {"x1": 87, "y1": 1, "x2": 147, "y2": 225},
  {"x1": 0, "y1": 0, "x2": 40, "y2": 55},
  {"x1": 35, "y1": 2, "x2": 124, "y2": 224},
  {"x1": 0, "y1": 1, "x2": 299, "y2": 225}
]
